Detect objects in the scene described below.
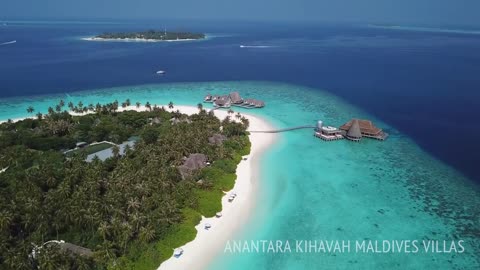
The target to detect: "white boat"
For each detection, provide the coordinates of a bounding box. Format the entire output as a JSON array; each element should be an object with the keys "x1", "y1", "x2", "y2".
[{"x1": 156, "y1": 70, "x2": 166, "y2": 75}]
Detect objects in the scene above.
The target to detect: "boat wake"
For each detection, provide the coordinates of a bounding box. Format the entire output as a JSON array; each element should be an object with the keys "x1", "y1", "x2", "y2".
[
  {"x1": 239, "y1": 45, "x2": 274, "y2": 48},
  {"x1": 368, "y1": 24, "x2": 480, "y2": 35},
  {"x1": 0, "y1": 40, "x2": 16, "y2": 46}
]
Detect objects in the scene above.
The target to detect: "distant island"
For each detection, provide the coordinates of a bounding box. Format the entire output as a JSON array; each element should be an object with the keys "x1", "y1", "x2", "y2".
[{"x1": 84, "y1": 30, "x2": 206, "y2": 42}]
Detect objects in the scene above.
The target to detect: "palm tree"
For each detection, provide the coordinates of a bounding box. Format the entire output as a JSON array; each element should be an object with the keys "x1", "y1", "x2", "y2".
[
  {"x1": 240, "y1": 116, "x2": 250, "y2": 128},
  {"x1": 168, "y1": 101, "x2": 174, "y2": 109},
  {"x1": 112, "y1": 145, "x2": 120, "y2": 157},
  {"x1": 36, "y1": 112, "x2": 43, "y2": 121},
  {"x1": 68, "y1": 101, "x2": 74, "y2": 110},
  {"x1": 55, "y1": 104, "x2": 62, "y2": 112},
  {"x1": 26, "y1": 106, "x2": 35, "y2": 114},
  {"x1": 0, "y1": 210, "x2": 13, "y2": 230},
  {"x1": 235, "y1": 112, "x2": 241, "y2": 119},
  {"x1": 95, "y1": 103, "x2": 102, "y2": 113},
  {"x1": 139, "y1": 225, "x2": 156, "y2": 242},
  {"x1": 59, "y1": 99, "x2": 65, "y2": 108},
  {"x1": 197, "y1": 103, "x2": 203, "y2": 111},
  {"x1": 98, "y1": 222, "x2": 110, "y2": 241},
  {"x1": 78, "y1": 101, "x2": 84, "y2": 109},
  {"x1": 136, "y1": 102, "x2": 141, "y2": 108},
  {"x1": 227, "y1": 109, "x2": 234, "y2": 115},
  {"x1": 113, "y1": 100, "x2": 119, "y2": 111},
  {"x1": 125, "y1": 99, "x2": 131, "y2": 107},
  {"x1": 145, "y1": 102, "x2": 151, "y2": 111}
]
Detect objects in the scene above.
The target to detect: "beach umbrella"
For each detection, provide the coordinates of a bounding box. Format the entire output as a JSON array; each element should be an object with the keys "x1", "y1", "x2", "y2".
[{"x1": 205, "y1": 223, "x2": 212, "y2": 229}]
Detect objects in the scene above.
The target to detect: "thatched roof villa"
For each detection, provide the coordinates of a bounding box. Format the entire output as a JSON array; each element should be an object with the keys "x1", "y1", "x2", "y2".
[
  {"x1": 178, "y1": 153, "x2": 208, "y2": 179},
  {"x1": 339, "y1": 119, "x2": 388, "y2": 141},
  {"x1": 229, "y1": 92, "x2": 243, "y2": 104},
  {"x1": 203, "y1": 91, "x2": 265, "y2": 109},
  {"x1": 60, "y1": 242, "x2": 94, "y2": 257},
  {"x1": 208, "y1": 133, "x2": 227, "y2": 145},
  {"x1": 315, "y1": 119, "x2": 388, "y2": 142},
  {"x1": 345, "y1": 120, "x2": 362, "y2": 142}
]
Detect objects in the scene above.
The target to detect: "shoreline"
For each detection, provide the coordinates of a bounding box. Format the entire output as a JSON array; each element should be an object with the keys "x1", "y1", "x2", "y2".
[
  {"x1": 81, "y1": 37, "x2": 200, "y2": 42},
  {"x1": 0, "y1": 104, "x2": 278, "y2": 270},
  {"x1": 158, "y1": 107, "x2": 277, "y2": 270}
]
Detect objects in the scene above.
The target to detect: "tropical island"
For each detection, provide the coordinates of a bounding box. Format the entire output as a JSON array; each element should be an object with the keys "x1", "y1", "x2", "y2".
[
  {"x1": 0, "y1": 100, "x2": 255, "y2": 269},
  {"x1": 84, "y1": 30, "x2": 206, "y2": 42}
]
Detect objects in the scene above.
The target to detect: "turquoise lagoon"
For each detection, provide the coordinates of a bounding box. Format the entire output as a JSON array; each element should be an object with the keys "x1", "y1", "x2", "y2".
[{"x1": 1, "y1": 81, "x2": 479, "y2": 269}]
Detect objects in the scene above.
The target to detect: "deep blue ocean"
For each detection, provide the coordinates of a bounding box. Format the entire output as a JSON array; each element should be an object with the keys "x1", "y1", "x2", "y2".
[
  {"x1": 1, "y1": 20, "x2": 480, "y2": 269},
  {"x1": 1, "y1": 20, "x2": 479, "y2": 183}
]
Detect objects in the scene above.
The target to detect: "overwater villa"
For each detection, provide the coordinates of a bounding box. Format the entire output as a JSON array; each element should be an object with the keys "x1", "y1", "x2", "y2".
[
  {"x1": 315, "y1": 119, "x2": 388, "y2": 142},
  {"x1": 314, "y1": 121, "x2": 344, "y2": 141},
  {"x1": 204, "y1": 91, "x2": 265, "y2": 109},
  {"x1": 339, "y1": 119, "x2": 389, "y2": 141}
]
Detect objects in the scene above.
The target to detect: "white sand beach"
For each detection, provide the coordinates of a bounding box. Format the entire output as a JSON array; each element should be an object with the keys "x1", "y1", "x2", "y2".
[
  {"x1": 157, "y1": 106, "x2": 277, "y2": 270},
  {"x1": 0, "y1": 104, "x2": 277, "y2": 270}
]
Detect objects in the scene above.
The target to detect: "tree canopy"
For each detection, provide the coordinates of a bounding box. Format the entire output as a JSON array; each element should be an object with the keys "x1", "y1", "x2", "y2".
[{"x1": 0, "y1": 102, "x2": 250, "y2": 269}]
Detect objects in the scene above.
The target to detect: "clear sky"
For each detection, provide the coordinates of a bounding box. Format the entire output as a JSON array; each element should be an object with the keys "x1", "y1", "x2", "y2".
[{"x1": 2, "y1": 0, "x2": 480, "y2": 26}]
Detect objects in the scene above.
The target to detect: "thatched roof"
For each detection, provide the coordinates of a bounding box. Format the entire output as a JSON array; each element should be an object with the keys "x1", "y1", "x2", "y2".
[
  {"x1": 208, "y1": 134, "x2": 227, "y2": 145},
  {"x1": 60, "y1": 242, "x2": 93, "y2": 257},
  {"x1": 340, "y1": 119, "x2": 383, "y2": 135},
  {"x1": 346, "y1": 120, "x2": 362, "y2": 140},
  {"x1": 170, "y1": 117, "x2": 192, "y2": 125},
  {"x1": 229, "y1": 92, "x2": 243, "y2": 104},
  {"x1": 214, "y1": 96, "x2": 230, "y2": 107},
  {"x1": 151, "y1": 117, "x2": 162, "y2": 125},
  {"x1": 178, "y1": 153, "x2": 208, "y2": 179},
  {"x1": 253, "y1": 100, "x2": 265, "y2": 107},
  {"x1": 243, "y1": 98, "x2": 265, "y2": 107}
]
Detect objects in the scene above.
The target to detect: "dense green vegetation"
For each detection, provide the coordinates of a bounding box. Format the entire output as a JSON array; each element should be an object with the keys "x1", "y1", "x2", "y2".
[
  {"x1": 0, "y1": 100, "x2": 250, "y2": 269},
  {"x1": 96, "y1": 30, "x2": 205, "y2": 41}
]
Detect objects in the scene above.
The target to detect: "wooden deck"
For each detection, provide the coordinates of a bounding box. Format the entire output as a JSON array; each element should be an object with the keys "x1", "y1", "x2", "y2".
[{"x1": 249, "y1": 125, "x2": 316, "y2": 133}]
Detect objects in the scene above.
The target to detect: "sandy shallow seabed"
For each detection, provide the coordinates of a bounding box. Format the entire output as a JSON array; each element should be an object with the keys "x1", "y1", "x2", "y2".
[{"x1": 0, "y1": 104, "x2": 278, "y2": 270}]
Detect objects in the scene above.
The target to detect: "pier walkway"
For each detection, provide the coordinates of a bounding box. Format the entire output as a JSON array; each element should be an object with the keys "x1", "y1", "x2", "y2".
[{"x1": 248, "y1": 125, "x2": 315, "y2": 133}]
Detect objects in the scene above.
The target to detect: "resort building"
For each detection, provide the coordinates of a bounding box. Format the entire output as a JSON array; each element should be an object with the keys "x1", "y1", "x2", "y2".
[
  {"x1": 208, "y1": 133, "x2": 227, "y2": 145},
  {"x1": 76, "y1": 142, "x2": 88, "y2": 148},
  {"x1": 204, "y1": 91, "x2": 265, "y2": 109},
  {"x1": 214, "y1": 96, "x2": 232, "y2": 108},
  {"x1": 314, "y1": 119, "x2": 388, "y2": 142},
  {"x1": 339, "y1": 119, "x2": 389, "y2": 141},
  {"x1": 229, "y1": 92, "x2": 243, "y2": 104},
  {"x1": 86, "y1": 140, "x2": 136, "y2": 162},
  {"x1": 345, "y1": 120, "x2": 362, "y2": 142},
  {"x1": 314, "y1": 121, "x2": 344, "y2": 141},
  {"x1": 31, "y1": 240, "x2": 93, "y2": 261},
  {"x1": 178, "y1": 153, "x2": 208, "y2": 179}
]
